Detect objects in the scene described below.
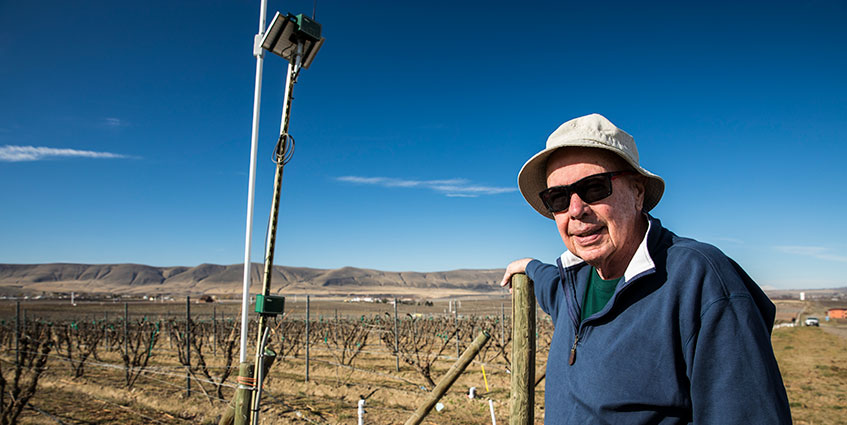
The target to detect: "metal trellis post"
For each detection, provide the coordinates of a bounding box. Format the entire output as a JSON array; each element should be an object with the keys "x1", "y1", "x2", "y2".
[
  {"x1": 186, "y1": 295, "x2": 191, "y2": 398},
  {"x1": 305, "y1": 295, "x2": 310, "y2": 382},
  {"x1": 393, "y1": 298, "x2": 400, "y2": 371}
]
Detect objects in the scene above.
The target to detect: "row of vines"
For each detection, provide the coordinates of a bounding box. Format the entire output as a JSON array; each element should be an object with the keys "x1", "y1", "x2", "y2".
[{"x1": 0, "y1": 304, "x2": 553, "y2": 423}]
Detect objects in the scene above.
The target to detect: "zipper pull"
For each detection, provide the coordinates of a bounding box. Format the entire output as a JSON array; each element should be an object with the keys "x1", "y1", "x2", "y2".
[{"x1": 569, "y1": 334, "x2": 579, "y2": 366}]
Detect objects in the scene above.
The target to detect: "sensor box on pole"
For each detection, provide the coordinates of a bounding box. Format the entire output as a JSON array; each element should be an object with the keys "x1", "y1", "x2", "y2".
[{"x1": 254, "y1": 294, "x2": 285, "y2": 316}]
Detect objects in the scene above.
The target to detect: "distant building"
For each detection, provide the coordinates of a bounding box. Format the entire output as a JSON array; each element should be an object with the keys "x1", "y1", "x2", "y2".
[
  {"x1": 346, "y1": 296, "x2": 386, "y2": 303},
  {"x1": 827, "y1": 308, "x2": 847, "y2": 319}
]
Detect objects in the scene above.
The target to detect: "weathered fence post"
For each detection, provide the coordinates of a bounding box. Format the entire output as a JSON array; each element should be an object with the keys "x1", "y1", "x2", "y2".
[
  {"x1": 186, "y1": 295, "x2": 191, "y2": 397},
  {"x1": 217, "y1": 362, "x2": 254, "y2": 425},
  {"x1": 393, "y1": 298, "x2": 400, "y2": 372},
  {"x1": 306, "y1": 295, "x2": 311, "y2": 382},
  {"x1": 213, "y1": 305, "x2": 218, "y2": 356},
  {"x1": 510, "y1": 273, "x2": 535, "y2": 425},
  {"x1": 404, "y1": 331, "x2": 491, "y2": 425}
]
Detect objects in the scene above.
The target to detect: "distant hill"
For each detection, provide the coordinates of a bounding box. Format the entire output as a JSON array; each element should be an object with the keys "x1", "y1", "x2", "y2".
[
  {"x1": 0, "y1": 263, "x2": 507, "y2": 298},
  {"x1": 764, "y1": 286, "x2": 847, "y2": 301}
]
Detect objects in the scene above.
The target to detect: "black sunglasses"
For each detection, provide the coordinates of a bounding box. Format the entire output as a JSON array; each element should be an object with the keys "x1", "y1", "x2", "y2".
[{"x1": 539, "y1": 170, "x2": 635, "y2": 213}]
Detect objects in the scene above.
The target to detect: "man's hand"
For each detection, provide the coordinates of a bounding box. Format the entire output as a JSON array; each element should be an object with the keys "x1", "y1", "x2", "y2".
[{"x1": 500, "y1": 258, "x2": 534, "y2": 293}]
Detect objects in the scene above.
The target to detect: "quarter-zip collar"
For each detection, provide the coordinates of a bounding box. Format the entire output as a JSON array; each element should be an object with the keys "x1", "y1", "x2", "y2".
[{"x1": 558, "y1": 214, "x2": 656, "y2": 283}]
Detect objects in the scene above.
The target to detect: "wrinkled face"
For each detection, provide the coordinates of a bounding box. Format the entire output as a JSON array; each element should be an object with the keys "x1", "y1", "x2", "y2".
[{"x1": 546, "y1": 148, "x2": 647, "y2": 278}]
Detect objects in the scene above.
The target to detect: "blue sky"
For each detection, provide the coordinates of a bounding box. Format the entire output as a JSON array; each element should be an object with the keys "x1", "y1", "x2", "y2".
[{"x1": 1, "y1": 0, "x2": 845, "y2": 289}]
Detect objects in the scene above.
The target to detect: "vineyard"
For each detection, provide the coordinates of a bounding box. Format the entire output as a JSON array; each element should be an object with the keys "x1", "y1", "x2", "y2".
[
  {"x1": 1, "y1": 298, "x2": 844, "y2": 424},
  {"x1": 0, "y1": 297, "x2": 553, "y2": 424}
]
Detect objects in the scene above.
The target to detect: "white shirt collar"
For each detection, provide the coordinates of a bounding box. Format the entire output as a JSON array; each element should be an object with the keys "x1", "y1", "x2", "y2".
[{"x1": 558, "y1": 216, "x2": 655, "y2": 282}]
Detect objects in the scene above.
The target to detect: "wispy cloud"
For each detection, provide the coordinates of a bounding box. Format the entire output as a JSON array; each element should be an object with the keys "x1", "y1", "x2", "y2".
[
  {"x1": 775, "y1": 245, "x2": 847, "y2": 263},
  {"x1": 0, "y1": 145, "x2": 131, "y2": 162},
  {"x1": 104, "y1": 117, "x2": 127, "y2": 128},
  {"x1": 337, "y1": 176, "x2": 516, "y2": 197}
]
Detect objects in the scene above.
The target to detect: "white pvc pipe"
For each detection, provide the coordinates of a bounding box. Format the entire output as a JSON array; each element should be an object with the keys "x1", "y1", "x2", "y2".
[
  {"x1": 489, "y1": 399, "x2": 497, "y2": 425},
  {"x1": 240, "y1": 0, "x2": 268, "y2": 364},
  {"x1": 357, "y1": 399, "x2": 365, "y2": 425}
]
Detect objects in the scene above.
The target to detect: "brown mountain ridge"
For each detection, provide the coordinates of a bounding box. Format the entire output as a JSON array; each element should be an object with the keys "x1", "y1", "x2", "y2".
[{"x1": 0, "y1": 263, "x2": 507, "y2": 298}]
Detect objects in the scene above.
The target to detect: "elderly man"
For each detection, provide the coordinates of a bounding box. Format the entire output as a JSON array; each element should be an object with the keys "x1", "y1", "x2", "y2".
[{"x1": 501, "y1": 114, "x2": 791, "y2": 424}]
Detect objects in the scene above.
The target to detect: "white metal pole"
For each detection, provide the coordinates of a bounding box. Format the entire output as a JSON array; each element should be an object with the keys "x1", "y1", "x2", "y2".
[{"x1": 240, "y1": 0, "x2": 268, "y2": 364}]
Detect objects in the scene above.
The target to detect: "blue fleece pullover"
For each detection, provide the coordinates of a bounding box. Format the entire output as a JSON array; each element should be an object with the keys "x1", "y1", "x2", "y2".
[{"x1": 527, "y1": 216, "x2": 791, "y2": 424}]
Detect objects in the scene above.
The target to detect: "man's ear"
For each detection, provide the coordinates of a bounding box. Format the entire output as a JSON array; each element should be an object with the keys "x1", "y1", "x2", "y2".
[{"x1": 631, "y1": 176, "x2": 646, "y2": 210}]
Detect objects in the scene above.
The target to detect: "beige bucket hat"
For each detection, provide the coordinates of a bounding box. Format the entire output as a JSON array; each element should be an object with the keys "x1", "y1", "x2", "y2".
[{"x1": 518, "y1": 113, "x2": 665, "y2": 219}]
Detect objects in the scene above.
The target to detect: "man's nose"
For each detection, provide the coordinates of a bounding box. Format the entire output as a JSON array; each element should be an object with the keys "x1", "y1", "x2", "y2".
[{"x1": 568, "y1": 192, "x2": 589, "y2": 218}]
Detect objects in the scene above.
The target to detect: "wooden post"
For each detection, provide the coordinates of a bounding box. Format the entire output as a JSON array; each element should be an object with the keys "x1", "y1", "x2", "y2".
[
  {"x1": 306, "y1": 295, "x2": 311, "y2": 382},
  {"x1": 510, "y1": 274, "x2": 535, "y2": 425},
  {"x1": 393, "y1": 298, "x2": 400, "y2": 372},
  {"x1": 404, "y1": 331, "x2": 491, "y2": 425},
  {"x1": 217, "y1": 362, "x2": 254, "y2": 425},
  {"x1": 186, "y1": 296, "x2": 191, "y2": 397}
]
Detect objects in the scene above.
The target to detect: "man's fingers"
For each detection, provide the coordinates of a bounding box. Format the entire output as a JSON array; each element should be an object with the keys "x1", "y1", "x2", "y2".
[{"x1": 501, "y1": 258, "x2": 533, "y2": 294}]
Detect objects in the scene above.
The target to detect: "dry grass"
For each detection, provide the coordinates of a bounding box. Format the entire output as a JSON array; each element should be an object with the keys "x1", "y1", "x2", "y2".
[{"x1": 772, "y1": 325, "x2": 847, "y2": 424}]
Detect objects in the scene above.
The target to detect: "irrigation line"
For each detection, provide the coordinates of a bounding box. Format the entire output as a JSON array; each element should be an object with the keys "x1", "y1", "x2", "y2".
[
  {"x1": 26, "y1": 354, "x2": 463, "y2": 418},
  {"x1": 8, "y1": 330, "x2": 534, "y2": 370},
  {"x1": 306, "y1": 356, "x2": 422, "y2": 388},
  {"x1": 3, "y1": 343, "x2": 523, "y2": 383},
  {"x1": 4, "y1": 348, "x2": 524, "y2": 418},
  {"x1": 25, "y1": 402, "x2": 68, "y2": 425},
  {"x1": 28, "y1": 370, "x2": 194, "y2": 425},
  {"x1": 138, "y1": 367, "x2": 231, "y2": 402},
  {"x1": 4, "y1": 323, "x2": 541, "y2": 385},
  {"x1": 84, "y1": 392, "x2": 186, "y2": 424},
  {"x1": 294, "y1": 345, "x2": 520, "y2": 373},
  {"x1": 1, "y1": 350, "x2": 239, "y2": 395}
]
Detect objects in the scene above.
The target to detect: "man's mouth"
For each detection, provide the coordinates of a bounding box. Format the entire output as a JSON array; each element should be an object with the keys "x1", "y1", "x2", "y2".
[{"x1": 571, "y1": 227, "x2": 604, "y2": 244}]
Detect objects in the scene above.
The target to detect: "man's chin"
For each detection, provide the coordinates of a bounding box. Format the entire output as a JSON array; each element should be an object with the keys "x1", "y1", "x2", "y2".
[{"x1": 572, "y1": 247, "x2": 608, "y2": 266}]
